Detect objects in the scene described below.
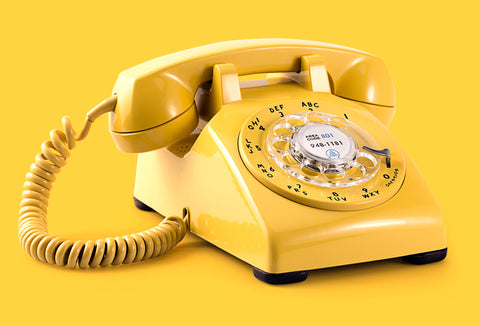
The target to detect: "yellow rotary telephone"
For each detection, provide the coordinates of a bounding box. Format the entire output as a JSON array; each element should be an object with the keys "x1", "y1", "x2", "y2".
[{"x1": 19, "y1": 39, "x2": 447, "y2": 284}]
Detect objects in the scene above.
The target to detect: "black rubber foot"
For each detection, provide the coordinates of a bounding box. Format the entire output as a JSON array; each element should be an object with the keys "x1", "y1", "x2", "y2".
[
  {"x1": 402, "y1": 248, "x2": 447, "y2": 265},
  {"x1": 133, "y1": 197, "x2": 155, "y2": 212},
  {"x1": 253, "y1": 267, "x2": 308, "y2": 284}
]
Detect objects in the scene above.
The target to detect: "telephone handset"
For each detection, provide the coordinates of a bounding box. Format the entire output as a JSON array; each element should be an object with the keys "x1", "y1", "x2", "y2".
[
  {"x1": 19, "y1": 39, "x2": 447, "y2": 284},
  {"x1": 109, "y1": 39, "x2": 395, "y2": 153}
]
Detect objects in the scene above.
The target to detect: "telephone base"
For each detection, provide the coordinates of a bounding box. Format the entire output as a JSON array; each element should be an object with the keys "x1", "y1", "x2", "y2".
[
  {"x1": 254, "y1": 248, "x2": 447, "y2": 285},
  {"x1": 133, "y1": 197, "x2": 155, "y2": 212},
  {"x1": 253, "y1": 267, "x2": 308, "y2": 285},
  {"x1": 402, "y1": 248, "x2": 447, "y2": 265},
  {"x1": 134, "y1": 196, "x2": 309, "y2": 284},
  {"x1": 133, "y1": 195, "x2": 447, "y2": 283}
]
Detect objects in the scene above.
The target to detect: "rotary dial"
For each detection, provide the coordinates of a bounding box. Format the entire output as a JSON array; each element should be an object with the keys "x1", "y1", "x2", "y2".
[
  {"x1": 238, "y1": 99, "x2": 406, "y2": 211},
  {"x1": 267, "y1": 111, "x2": 379, "y2": 188}
]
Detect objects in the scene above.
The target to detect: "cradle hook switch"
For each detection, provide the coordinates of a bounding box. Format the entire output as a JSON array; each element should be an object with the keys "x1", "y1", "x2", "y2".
[{"x1": 362, "y1": 146, "x2": 391, "y2": 168}]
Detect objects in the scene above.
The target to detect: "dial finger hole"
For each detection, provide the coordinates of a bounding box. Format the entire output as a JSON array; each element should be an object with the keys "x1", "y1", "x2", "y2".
[
  {"x1": 286, "y1": 114, "x2": 308, "y2": 127},
  {"x1": 347, "y1": 162, "x2": 366, "y2": 178},
  {"x1": 273, "y1": 123, "x2": 295, "y2": 137},
  {"x1": 327, "y1": 117, "x2": 348, "y2": 129},
  {"x1": 323, "y1": 167, "x2": 345, "y2": 181},
  {"x1": 301, "y1": 166, "x2": 321, "y2": 177},
  {"x1": 356, "y1": 152, "x2": 377, "y2": 168},
  {"x1": 324, "y1": 172, "x2": 344, "y2": 182},
  {"x1": 272, "y1": 136, "x2": 291, "y2": 151},
  {"x1": 306, "y1": 112, "x2": 328, "y2": 124},
  {"x1": 301, "y1": 157, "x2": 318, "y2": 170},
  {"x1": 282, "y1": 153, "x2": 300, "y2": 166}
]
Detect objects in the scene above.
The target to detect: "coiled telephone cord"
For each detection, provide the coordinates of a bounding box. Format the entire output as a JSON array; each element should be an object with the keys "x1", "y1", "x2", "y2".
[{"x1": 18, "y1": 96, "x2": 189, "y2": 268}]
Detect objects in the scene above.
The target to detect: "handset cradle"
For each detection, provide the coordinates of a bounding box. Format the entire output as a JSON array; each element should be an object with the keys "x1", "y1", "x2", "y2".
[{"x1": 109, "y1": 39, "x2": 396, "y2": 153}]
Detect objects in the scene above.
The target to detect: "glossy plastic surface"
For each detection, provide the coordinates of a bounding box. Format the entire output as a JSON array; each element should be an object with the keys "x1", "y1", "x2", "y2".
[
  {"x1": 134, "y1": 82, "x2": 446, "y2": 274},
  {"x1": 110, "y1": 104, "x2": 198, "y2": 153},
  {"x1": 110, "y1": 39, "x2": 395, "y2": 152}
]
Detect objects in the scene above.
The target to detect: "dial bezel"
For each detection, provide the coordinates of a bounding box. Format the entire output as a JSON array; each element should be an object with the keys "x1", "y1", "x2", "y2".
[{"x1": 238, "y1": 99, "x2": 406, "y2": 211}]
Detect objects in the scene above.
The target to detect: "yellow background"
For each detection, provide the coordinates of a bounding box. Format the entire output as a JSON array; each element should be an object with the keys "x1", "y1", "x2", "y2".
[{"x1": 1, "y1": 1, "x2": 478, "y2": 324}]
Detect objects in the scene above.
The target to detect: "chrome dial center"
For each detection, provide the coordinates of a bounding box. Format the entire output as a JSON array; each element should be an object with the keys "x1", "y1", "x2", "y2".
[
  {"x1": 292, "y1": 123, "x2": 357, "y2": 170},
  {"x1": 266, "y1": 111, "x2": 380, "y2": 188}
]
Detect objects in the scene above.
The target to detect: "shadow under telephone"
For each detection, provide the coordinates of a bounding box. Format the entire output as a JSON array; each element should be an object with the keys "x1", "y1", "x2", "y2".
[{"x1": 19, "y1": 39, "x2": 447, "y2": 284}]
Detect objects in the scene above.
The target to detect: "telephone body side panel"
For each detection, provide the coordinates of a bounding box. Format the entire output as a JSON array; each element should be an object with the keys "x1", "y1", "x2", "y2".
[{"x1": 134, "y1": 83, "x2": 447, "y2": 274}]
